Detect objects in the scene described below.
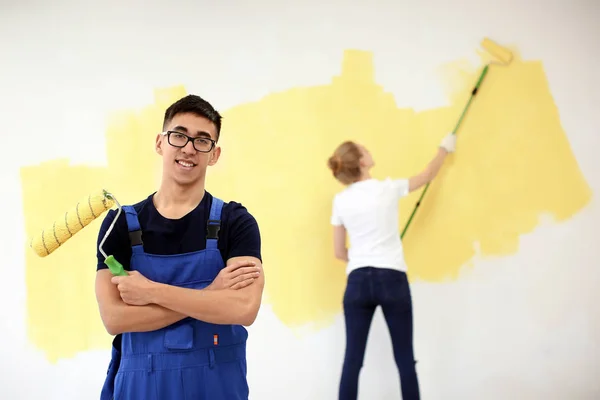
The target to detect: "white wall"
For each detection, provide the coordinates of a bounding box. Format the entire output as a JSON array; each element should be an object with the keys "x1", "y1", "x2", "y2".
[{"x1": 1, "y1": 0, "x2": 599, "y2": 398}]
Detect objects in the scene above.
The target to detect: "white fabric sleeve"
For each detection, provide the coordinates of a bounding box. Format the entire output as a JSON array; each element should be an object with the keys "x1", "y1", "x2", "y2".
[
  {"x1": 330, "y1": 198, "x2": 343, "y2": 226},
  {"x1": 388, "y1": 178, "x2": 410, "y2": 199}
]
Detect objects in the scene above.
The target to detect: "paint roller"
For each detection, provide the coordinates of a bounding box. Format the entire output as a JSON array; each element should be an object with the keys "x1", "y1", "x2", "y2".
[
  {"x1": 29, "y1": 189, "x2": 128, "y2": 276},
  {"x1": 401, "y1": 37, "x2": 513, "y2": 239}
]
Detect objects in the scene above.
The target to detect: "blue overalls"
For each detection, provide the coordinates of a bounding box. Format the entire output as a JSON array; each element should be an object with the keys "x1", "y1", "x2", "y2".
[{"x1": 100, "y1": 197, "x2": 249, "y2": 399}]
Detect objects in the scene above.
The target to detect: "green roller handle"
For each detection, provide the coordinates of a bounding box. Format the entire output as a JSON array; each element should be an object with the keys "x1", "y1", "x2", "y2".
[
  {"x1": 400, "y1": 64, "x2": 489, "y2": 239},
  {"x1": 104, "y1": 255, "x2": 128, "y2": 276}
]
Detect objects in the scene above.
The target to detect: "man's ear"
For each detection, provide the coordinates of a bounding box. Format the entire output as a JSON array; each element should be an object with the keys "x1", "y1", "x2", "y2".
[
  {"x1": 155, "y1": 133, "x2": 163, "y2": 155},
  {"x1": 208, "y1": 146, "x2": 221, "y2": 166}
]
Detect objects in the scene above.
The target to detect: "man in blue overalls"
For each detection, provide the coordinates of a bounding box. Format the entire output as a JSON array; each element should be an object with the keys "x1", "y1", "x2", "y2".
[{"x1": 94, "y1": 94, "x2": 264, "y2": 399}]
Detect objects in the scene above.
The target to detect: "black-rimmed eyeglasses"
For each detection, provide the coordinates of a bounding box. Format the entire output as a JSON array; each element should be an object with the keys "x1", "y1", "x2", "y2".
[{"x1": 161, "y1": 131, "x2": 216, "y2": 153}]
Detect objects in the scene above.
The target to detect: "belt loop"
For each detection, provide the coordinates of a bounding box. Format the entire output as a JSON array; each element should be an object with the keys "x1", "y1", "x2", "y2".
[
  {"x1": 209, "y1": 348, "x2": 215, "y2": 369},
  {"x1": 147, "y1": 354, "x2": 153, "y2": 374}
]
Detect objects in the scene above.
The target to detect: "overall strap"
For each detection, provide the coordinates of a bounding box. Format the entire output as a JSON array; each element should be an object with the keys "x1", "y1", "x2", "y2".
[
  {"x1": 206, "y1": 197, "x2": 224, "y2": 250},
  {"x1": 122, "y1": 205, "x2": 143, "y2": 251}
]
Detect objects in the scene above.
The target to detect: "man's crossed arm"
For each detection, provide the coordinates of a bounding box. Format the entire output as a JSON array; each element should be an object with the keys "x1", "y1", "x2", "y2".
[{"x1": 95, "y1": 258, "x2": 264, "y2": 336}]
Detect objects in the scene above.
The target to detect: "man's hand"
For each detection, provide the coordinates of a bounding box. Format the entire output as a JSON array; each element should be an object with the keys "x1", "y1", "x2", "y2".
[
  {"x1": 207, "y1": 259, "x2": 261, "y2": 291},
  {"x1": 148, "y1": 256, "x2": 264, "y2": 326},
  {"x1": 111, "y1": 270, "x2": 156, "y2": 306}
]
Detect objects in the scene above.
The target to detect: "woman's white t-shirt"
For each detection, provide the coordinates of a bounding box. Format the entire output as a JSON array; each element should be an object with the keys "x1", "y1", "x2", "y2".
[{"x1": 330, "y1": 178, "x2": 410, "y2": 275}]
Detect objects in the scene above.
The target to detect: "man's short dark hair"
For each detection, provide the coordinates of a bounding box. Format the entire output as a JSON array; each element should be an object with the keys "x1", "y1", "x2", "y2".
[{"x1": 163, "y1": 94, "x2": 222, "y2": 141}]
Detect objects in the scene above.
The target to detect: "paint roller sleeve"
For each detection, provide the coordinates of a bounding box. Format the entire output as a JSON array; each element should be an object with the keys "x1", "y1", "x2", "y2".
[
  {"x1": 29, "y1": 190, "x2": 115, "y2": 257},
  {"x1": 481, "y1": 38, "x2": 513, "y2": 65}
]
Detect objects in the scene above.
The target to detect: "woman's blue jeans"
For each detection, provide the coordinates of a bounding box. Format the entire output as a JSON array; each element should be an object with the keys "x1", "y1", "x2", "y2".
[{"x1": 339, "y1": 267, "x2": 420, "y2": 400}]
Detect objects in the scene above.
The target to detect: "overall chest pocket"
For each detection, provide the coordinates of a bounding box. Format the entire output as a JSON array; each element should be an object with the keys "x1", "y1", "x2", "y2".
[
  {"x1": 139, "y1": 251, "x2": 224, "y2": 351},
  {"x1": 163, "y1": 278, "x2": 214, "y2": 350}
]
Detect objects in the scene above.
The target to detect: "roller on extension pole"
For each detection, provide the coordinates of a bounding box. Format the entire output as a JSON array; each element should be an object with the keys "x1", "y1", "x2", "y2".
[{"x1": 400, "y1": 37, "x2": 514, "y2": 239}]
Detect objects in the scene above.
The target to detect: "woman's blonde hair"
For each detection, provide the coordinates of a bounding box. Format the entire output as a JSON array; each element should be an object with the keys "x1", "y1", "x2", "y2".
[{"x1": 327, "y1": 141, "x2": 362, "y2": 185}]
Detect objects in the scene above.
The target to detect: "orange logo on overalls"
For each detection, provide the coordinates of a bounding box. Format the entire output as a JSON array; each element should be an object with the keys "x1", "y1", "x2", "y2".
[{"x1": 213, "y1": 334, "x2": 218, "y2": 345}]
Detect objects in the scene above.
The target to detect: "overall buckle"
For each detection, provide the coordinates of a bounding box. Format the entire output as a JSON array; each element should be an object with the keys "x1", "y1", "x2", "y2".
[{"x1": 207, "y1": 220, "x2": 221, "y2": 240}]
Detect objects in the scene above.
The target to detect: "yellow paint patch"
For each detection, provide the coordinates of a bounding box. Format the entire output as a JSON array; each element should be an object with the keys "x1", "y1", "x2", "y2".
[
  {"x1": 402, "y1": 47, "x2": 593, "y2": 280},
  {"x1": 20, "y1": 86, "x2": 186, "y2": 362},
  {"x1": 20, "y1": 46, "x2": 592, "y2": 360},
  {"x1": 210, "y1": 48, "x2": 592, "y2": 328}
]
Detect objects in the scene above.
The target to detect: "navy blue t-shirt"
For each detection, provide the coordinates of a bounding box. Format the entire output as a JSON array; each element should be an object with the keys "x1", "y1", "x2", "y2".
[{"x1": 95, "y1": 191, "x2": 262, "y2": 271}]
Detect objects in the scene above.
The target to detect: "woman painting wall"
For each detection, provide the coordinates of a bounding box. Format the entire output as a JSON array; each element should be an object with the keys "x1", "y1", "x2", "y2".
[{"x1": 327, "y1": 133, "x2": 456, "y2": 399}]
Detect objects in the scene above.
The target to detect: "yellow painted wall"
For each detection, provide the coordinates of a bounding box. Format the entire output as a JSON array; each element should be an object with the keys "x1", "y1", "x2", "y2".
[{"x1": 20, "y1": 47, "x2": 591, "y2": 362}]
